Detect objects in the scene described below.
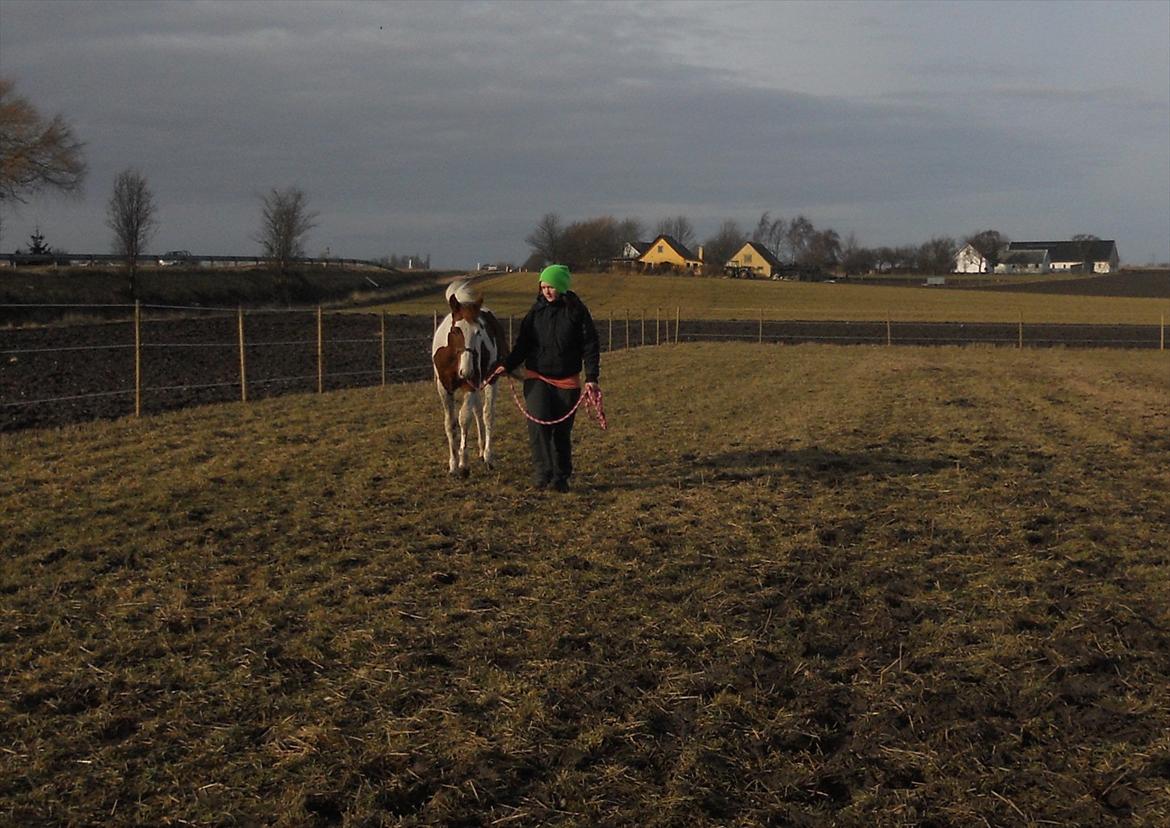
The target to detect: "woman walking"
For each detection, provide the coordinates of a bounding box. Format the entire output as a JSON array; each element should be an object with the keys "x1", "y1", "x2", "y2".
[{"x1": 492, "y1": 265, "x2": 600, "y2": 492}]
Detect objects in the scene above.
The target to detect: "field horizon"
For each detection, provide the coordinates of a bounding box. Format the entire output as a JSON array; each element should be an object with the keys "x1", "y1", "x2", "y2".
[
  {"x1": 3, "y1": 343, "x2": 1169, "y2": 825},
  {"x1": 375, "y1": 270, "x2": 1170, "y2": 326}
]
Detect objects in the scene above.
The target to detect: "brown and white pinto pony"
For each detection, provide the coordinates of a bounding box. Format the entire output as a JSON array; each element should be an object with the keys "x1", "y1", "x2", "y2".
[{"x1": 431, "y1": 279, "x2": 509, "y2": 476}]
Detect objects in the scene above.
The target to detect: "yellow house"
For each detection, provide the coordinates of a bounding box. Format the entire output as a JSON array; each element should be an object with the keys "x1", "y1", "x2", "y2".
[
  {"x1": 726, "y1": 241, "x2": 784, "y2": 278},
  {"x1": 637, "y1": 234, "x2": 703, "y2": 273}
]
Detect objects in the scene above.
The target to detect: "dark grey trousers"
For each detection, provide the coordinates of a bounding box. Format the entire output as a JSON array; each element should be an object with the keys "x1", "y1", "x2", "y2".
[{"x1": 523, "y1": 379, "x2": 580, "y2": 485}]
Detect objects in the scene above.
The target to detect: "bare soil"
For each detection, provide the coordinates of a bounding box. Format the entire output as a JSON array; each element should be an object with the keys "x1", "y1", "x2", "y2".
[
  {"x1": 1, "y1": 313, "x2": 434, "y2": 432},
  {"x1": 2, "y1": 312, "x2": 1164, "y2": 432},
  {"x1": 973, "y1": 269, "x2": 1170, "y2": 298},
  {"x1": 843, "y1": 269, "x2": 1170, "y2": 297}
]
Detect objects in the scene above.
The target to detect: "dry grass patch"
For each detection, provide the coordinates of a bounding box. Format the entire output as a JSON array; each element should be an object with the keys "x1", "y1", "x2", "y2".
[
  {"x1": 374, "y1": 270, "x2": 1170, "y2": 325},
  {"x1": 2, "y1": 344, "x2": 1168, "y2": 825}
]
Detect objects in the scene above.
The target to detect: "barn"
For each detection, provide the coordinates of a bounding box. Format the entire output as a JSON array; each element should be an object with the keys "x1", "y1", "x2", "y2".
[
  {"x1": 1007, "y1": 239, "x2": 1120, "y2": 273},
  {"x1": 994, "y1": 249, "x2": 1050, "y2": 274}
]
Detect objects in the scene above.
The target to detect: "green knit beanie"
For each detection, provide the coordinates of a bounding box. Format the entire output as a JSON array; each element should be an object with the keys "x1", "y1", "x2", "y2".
[{"x1": 539, "y1": 264, "x2": 571, "y2": 293}]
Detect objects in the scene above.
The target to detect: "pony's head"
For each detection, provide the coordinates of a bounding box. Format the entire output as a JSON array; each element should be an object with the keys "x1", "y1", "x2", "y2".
[{"x1": 446, "y1": 279, "x2": 486, "y2": 383}]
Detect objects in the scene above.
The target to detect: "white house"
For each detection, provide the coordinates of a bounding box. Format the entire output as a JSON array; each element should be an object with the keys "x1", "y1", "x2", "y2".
[
  {"x1": 954, "y1": 243, "x2": 992, "y2": 273},
  {"x1": 619, "y1": 241, "x2": 651, "y2": 261}
]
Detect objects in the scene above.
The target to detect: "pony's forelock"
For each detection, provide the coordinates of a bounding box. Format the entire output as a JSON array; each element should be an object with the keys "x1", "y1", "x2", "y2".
[{"x1": 446, "y1": 279, "x2": 482, "y2": 307}]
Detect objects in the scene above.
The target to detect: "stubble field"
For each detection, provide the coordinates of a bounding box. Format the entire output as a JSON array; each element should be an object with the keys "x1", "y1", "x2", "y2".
[{"x1": 2, "y1": 343, "x2": 1168, "y2": 826}]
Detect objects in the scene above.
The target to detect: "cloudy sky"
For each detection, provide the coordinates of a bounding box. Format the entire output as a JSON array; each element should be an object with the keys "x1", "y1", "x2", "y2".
[{"x1": 2, "y1": 0, "x2": 1168, "y2": 268}]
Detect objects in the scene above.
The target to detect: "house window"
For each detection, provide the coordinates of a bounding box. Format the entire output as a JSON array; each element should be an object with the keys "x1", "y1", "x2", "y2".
[
  {"x1": 658, "y1": 245, "x2": 664, "y2": 253},
  {"x1": 744, "y1": 253, "x2": 753, "y2": 263}
]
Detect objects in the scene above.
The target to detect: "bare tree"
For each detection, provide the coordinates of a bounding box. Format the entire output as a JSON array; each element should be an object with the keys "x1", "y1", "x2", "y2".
[
  {"x1": 655, "y1": 215, "x2": 697, "y2": 250},
  {"x1": 560, "y1": 216, "x2": 621, "y2": 270},
  {"x1": 801, "y1": 227, "x2": 841, "y2": 270},
  {"x1": 785, "y1": 215, "x2": 817, "y2": 264},
  {"x1": 616, "y1": 217, "x2": 646, "y2": 245},
  {"x1": 1071, "y1": 233, "x2": 1101, "y2": 269},
  {"x1": 524, "y1": 212, "x2": 564, "y2": 267},
  {"x1": 751, "y1": 211, "x2": 773, "y2": 245},
  {"x1": 258, "y1": 186, "x2": 318, "y2": 277},
  {"x1": 751, "y1": 211, "x2": 786, "y2": 258},
  {"x1": 893, "y1": 245, "x2": 918, "y2": 271},
  {"x1": 916, "y1": 236, "x2": 957, "y2": 274},
  {"x1": 964, "y1": 229, "x2": 1009, "y2": 266},
  {"x1": 0, "y1": 78, "x2": 87, "y2": 245},
  {"x1": 702, "y1": 220, "x2": 747, "y2": 272},
  {"x1": 106, "y1": 168, "x2": 157, "y2": 299},
  {"x1": 840, "y1": 233, "x2": 875, "y2": 276}
]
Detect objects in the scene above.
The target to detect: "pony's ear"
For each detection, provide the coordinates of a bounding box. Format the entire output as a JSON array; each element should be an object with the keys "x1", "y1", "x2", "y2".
[{"x1": 448, "y1": 293, "x2": 461, "y2": 316}]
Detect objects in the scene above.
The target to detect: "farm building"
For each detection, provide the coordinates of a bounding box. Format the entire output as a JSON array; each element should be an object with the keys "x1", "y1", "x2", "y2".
[
  {"x1": 725, "y1": 241, "x2": 784, "y2": 278},
  {"x1": 1007, "y1": 239, "x2": 1119, "y2": 273},
  {"x1": 637, "y1": 234, "x2": 704, "y2": 274},
  {"x1": 619, "y1": 241, "x2": 651, "y2": 261},
  {"x1": 610, "y1": 241, "x2": 652, "y2": 270},
  {"x1": 954, "y1": 242, "x2": 995, "y2": 273},
  {"x1": 994, "y1": 249, "x2": 1050, "y2": 274}
]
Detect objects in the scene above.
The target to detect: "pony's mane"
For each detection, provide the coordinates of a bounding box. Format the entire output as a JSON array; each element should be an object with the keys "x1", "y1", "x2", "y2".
[{"x1": 445, "y1": 279, "x2": 482, "y2": 307}]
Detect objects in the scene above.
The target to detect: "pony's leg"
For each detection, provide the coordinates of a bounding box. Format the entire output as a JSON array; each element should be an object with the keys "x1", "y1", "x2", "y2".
[
  {"x1": 481, "y1": 383, "x2": 496, "y2": 468},
  {"x1": 457, "y1": 392, "x2": 473, "y2": 477},
  {"x1": 469, "y1": 389, "x2": 487, "y2": 465},
  {"x1": 435, "y1": 378, "x2": 459, "y2": 474}
]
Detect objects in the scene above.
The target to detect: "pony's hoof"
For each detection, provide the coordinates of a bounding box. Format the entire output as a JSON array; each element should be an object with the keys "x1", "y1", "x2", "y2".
[{"x1": 458, "y1": 466, "x2": 470, "y2": 479}]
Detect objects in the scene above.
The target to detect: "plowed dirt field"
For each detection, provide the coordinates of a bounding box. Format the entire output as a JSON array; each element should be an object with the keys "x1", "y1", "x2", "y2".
[{"x1": 2, "y1": 312, "x2": 1164, "y2": 431}]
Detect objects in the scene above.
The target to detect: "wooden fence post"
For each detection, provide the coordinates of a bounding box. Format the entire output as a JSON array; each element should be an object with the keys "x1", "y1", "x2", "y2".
[
  {"x1": 1018, "y1": 311, "x2": 1023, "y2": 349},
  {"x1": 887, "y1": 312, "x2": 892, "y2": 347},
  {"x1": 317, "y1": 306, "x2": 324, "y2": 393},
  {"x1": 134, "y1": 300, "x2": 142, "y2": 417},
  {"x1": 509, "y1": 315, "x2": 513, "y2": 344},
  {"x1": 641, "y1": 310, "x2": 645, "y2": 347},
  {"x1": 380, "y1": 312, "x2": 387, "y2": 387},
  {"x1": 676, "y1": 306, "x2": 680, "y2": 344},
  {"x1": 608, "y1": 312, "x2": 613, "y2": 352},
  {"x1": 238, "y1": 306, "x2": 248, "y2": 402},
  {"x1": 625, "y1": 309, "x2": 630, "y2": 350},
  {"x1": 758, "y1": 309, "x2": 763, "y2": 344},
  {"x1": 656, "y1": 307, "x2": 661, "y2": 346},
  {"x1": 1162, "y1": 313, "x2": 1165, "y2": 351}
]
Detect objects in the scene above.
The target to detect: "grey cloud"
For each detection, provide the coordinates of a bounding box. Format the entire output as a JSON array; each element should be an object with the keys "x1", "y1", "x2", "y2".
[{"x1": 1, "y1": 0, "x2": 1165, "y2": 266}]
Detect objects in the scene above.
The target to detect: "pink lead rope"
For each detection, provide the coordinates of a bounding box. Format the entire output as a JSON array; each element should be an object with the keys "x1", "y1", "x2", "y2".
[{"x1": 505, "y1": 374, "x2": 607, "y2": 430}]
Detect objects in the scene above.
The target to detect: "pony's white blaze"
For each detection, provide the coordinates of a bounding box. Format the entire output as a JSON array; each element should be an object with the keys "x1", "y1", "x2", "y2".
[
  {"x1": 432, "y1": 278, "x2": 507, "y2": 477},
  {"x1": 457, "y1": 320, "x2": 477, "y2": 382}
]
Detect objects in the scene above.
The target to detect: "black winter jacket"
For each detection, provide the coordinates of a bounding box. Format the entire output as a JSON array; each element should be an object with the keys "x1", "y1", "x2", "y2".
[{"x1": 503, "y1": 290, "x2": 600, "y2": 383}]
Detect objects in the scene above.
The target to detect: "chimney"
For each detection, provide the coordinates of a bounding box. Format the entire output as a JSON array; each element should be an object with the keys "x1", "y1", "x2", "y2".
[{"x1": 698, "y1": 245, "x2": 704, "y2": 262}]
